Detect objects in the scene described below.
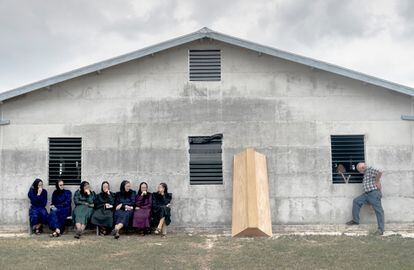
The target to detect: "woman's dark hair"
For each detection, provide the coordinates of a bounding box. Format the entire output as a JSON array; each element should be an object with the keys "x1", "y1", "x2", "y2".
[
  {"x1": 55, "y1": 179, "x2": 64, "y2": 194},
  {"x1": 80, "y1": 181, "x2": 90, "y2": 196},
  {"x1": 120, "y1": 180, "x2": 130, "y2": 195},
  {"x1": 159, "y1": 182, "x2": 168, "y2": 195},
  {"x1": 101, "y1": 181, "x2": 110, "y2": 193},
  {"x1": 137, "y1": 182, "x2": 148, "y2": 196},
  {"x1": 31, "y1": 178, "x2": 43, "y2": 193}
]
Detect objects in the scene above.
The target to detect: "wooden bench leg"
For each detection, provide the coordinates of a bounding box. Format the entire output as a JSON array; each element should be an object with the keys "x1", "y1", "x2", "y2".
[{"x1": 65, "y1": 216, "x2": 73, "y2": 234}]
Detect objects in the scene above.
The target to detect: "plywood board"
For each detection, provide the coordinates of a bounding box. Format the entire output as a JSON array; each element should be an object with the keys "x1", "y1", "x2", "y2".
[{"x1": 232, "y1": 148, "x2": 272, "y2": 237}]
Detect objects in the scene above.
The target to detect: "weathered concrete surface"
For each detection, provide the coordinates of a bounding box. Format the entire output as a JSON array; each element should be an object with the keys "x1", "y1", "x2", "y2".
[{"x1": 0, "y1": 39, "x2": 413, "y2": 229}]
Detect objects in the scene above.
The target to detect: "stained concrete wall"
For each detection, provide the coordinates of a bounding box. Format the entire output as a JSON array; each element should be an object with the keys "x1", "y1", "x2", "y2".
[{"x1": 0, "y1": 39, "x2": 413, "y2": 228}]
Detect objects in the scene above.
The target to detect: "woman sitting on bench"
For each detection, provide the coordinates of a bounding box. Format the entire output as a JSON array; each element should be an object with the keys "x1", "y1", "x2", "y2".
[
  {"x1": 112, "y1": 180, "x2": 136, "y2": 239},
  {"x1": 132, "y1": 182, "x2": 152, "y2": 235},
  {"x1": 73, "y1": 181, "x2": 96, "y2": 239},
  {"x1": 48, "y1": 180, "x2": 72, "y2": 237},
  {"x1": 152, "y1": 182, "x2": 172, "y2": 237},
  {"x1": 91, "y1": 181, "x2": 115, "y2": 236},
  {"x1": 28, "y1": 178, "x2": 48, "y2": 235}
]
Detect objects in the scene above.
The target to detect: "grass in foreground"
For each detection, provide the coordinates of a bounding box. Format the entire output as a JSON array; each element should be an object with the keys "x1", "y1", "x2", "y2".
[{"x1": 0, "y1": 233, "x2": 413, "y2": 270}]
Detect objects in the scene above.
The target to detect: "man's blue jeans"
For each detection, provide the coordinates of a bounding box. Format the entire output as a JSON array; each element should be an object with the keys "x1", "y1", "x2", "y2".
[{"x1": 352, "y1": 189, "x2": 385, "y2": 232}]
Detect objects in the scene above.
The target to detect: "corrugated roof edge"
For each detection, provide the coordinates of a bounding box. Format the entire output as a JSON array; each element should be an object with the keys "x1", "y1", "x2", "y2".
[{"x1": 1, "y1": 26, "x2": 413, "y2": 102}]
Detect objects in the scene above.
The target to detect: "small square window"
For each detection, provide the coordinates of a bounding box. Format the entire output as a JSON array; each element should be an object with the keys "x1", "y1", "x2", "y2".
[
  {"x1": 189, "y1": 49, "x2": 221, "y2": 81},
  {"x1": 331, "y1": 135, "x2": 365, "y2": 184}
]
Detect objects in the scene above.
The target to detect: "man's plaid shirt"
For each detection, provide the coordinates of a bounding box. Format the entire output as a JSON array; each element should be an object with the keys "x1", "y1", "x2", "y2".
[{"x1": 362, "y1": 166, "x2": 381, "y2": 192}]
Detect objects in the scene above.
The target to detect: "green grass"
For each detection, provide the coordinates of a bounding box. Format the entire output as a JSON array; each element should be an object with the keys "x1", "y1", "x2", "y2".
[{"x1": 0, "y1": 233, "x2": 413, "y2": 270}]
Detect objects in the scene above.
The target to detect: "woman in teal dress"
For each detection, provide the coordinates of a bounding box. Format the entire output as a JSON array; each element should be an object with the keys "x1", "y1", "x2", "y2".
[{"x1": 73, "y1": 181, "x2": 96, "y2": 239}]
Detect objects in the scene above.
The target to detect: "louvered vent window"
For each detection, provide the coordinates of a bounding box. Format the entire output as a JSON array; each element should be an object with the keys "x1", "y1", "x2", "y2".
[
  {"x1": 331, "y1": 135, "x2": 365, "y2": 184},
  {"x1": 189, "y1": 134, "x2": 223, "y2": 185},
  {"x1": 189, "y1": 49, "x2": 221, "y2": 81},
  {"x1": 49, "y1": 137, "x2": 82, "y2": 185}
]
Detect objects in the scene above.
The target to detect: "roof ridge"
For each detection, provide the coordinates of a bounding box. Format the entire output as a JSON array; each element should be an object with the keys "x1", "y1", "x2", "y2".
[
  {"x1": 197, "y1": 27, "x2": 213, "y2": 33},
  {"x1": 0, "y1": 27, "x2": 413, "y2": 101}
]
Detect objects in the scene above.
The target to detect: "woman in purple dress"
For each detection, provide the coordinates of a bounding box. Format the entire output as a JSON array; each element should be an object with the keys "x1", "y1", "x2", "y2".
[
  {"x1": 48, "y1": 180, "x2": 72, "y2": 237},
  {"x1": 132, "y1": 182, "x2": 152, "y2": 235},
  {"x1": 28, "y1": 178, "x2": 48, "y2": 235}
]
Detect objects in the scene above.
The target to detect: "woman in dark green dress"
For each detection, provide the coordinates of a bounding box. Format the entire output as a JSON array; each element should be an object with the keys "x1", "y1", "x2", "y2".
[
  {"x1": 73, "y1": 181, "x2": 96, "y2": 239},
  {"x1": 91, "y1": 181, "x2": 115, "y2": 235}
]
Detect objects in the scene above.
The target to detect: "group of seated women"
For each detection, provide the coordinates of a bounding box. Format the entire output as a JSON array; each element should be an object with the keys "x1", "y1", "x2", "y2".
[{"x1": 28, "y1": 178, "x2": 172, "y2": 239}]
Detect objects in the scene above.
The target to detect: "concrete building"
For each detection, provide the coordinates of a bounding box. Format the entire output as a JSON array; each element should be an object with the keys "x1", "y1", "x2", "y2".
[{"x1": 0, "y1": 27, "x2": 413, "y2": 230}]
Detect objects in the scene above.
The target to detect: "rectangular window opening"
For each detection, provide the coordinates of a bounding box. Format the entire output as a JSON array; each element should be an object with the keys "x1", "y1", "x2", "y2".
[
  {"x1": 48, "y1": 137, "x2": 82, "y2": 186},
  {"x1": 331, "y1": 135, "x2": 365, "y2": 184},
  {"x1": 189, "y1": 134, "x2": 223, "y2": 185}
]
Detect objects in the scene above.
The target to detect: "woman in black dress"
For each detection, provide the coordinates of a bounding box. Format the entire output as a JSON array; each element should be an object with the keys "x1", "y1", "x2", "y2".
[
  {"x1": 112, "y1": 180, "x2": 136, "y2": 239},
  {"x1": 152, "y1": 182, "x2": 172, "y2": 237},
  {"x1": 91, "y1": 181, "x2": 115, "y2": 235}
]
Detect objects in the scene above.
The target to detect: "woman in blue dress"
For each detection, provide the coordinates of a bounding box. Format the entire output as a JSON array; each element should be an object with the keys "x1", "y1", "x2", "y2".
[
  {"x1": 111, "y1": 180, "x2": 136, "y2": 239},
  {"x1": 28, "y1": 178, "x2": 48, "y2": 235},
  {"x1": 48, "y1": 180, "x2": 72, "y2": 237}
]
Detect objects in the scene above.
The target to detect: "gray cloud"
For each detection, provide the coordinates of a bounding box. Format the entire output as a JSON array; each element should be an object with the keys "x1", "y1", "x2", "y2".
[
  {"x1": 396, "y1": 0, "x2": 414, "y2": 37},
  {"x1": 0, "y1": 0, "x2": 413, "y2": 92}
]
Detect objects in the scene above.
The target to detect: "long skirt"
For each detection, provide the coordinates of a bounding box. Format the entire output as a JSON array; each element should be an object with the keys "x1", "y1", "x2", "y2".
[
  {"x1": 151, "y1": 206, "x2": 171, "y2": 227},
  {"x1": 91, "y1": 208, "x2": 114, "y2": 228},
  {"x1": 72, "y1": 205, "x2": 94, "y2": 225},
  {"x1": 132, "y1": 208, "x2": 151, "y2": 229},
  {"x1": 29, "y1": 207, "x2": 48, "y2": 227},
  {"x1": 48, "y1": 207, "x2": 70, "y2": 232},
  {"x1": 114, "y1": 209, "x2": 133, "y2": 227}
]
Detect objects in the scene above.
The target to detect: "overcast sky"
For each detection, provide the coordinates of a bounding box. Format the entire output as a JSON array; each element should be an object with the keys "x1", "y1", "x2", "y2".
[{"x1": 1, "y1": 0, "x2": 414, "y2": 93}]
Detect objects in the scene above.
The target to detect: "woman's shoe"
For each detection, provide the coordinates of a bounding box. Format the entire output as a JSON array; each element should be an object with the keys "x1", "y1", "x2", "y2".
[
  {"x1": 111, "y1": 229, "x2": 119, "y2": 239},
  {"x1": 50, "y1": 231, "x2": 60, "y2": 237},
  {"x1": 98, "y1": 227, "x2": 106, "y2": 236},
  {"x1": 74, "y1": 229, "x2": 81, "y2": 239}
]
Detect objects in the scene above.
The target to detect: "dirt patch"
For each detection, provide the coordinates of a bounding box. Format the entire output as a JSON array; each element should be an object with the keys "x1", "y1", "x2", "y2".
[
  {"x1": 42, "y1": 240, "x2": 80, "y2": 248},
  {"x1": 108, "y1": 250, "x2": 133, "y2": 258},
  {"x1": 0, "y1": 233, "x2": 28, "y2": 238}
]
